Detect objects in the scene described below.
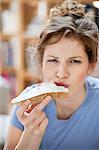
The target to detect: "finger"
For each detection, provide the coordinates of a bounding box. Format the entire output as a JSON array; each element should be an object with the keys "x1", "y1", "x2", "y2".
[
  {"x1": 34, "y1": 96, "x2": 52, "y2": 111},
  {"x1": 25, "y1": 112, "x2": 46, "y2": 129},
  {"x1": 16, "y1": 100, "x2": 31, "y2": 118},
  {"x1": 39, "y1": 118, "x2": 49, "y2": 133},
  {"x1": 23, "y1": 111, "x2": 42, "y2": 127},
  {"x1": 32, "y1": 112, "x2": 46, "y2": 127}
]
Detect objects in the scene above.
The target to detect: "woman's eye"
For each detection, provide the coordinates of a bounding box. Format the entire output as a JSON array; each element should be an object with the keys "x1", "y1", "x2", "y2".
[
  {"x1": 47, "y1": 59, "x2": 58, "y2": 63},
  {"x1": 69, "y1": 60, "x2": 82, "y2": 64}
]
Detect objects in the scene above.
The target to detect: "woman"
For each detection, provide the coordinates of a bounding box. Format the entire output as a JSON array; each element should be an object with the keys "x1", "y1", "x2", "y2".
[{"x1": 4, "y1": 0, "x2": 99, "y2": 149}]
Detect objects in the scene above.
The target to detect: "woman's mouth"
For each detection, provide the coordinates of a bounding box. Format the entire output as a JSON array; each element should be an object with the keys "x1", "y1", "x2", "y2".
[{"x1": 54, "y1": 82, "x2": 69, "y2": 88}]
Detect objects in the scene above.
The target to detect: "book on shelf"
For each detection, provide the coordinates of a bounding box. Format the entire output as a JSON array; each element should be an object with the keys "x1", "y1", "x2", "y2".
[
  {"x1": 0, "y1": 76, "x2": 11, "y2": 114},
  {"x1": 0, "y1": 40, "x2": 14, "y2": 67},
  {"x1": 24, "y1": 0, "x2": 47, "y2": 37},
  {"x1": 0, "y1": 37, "x2": 20, "y2": 68},
  {"x1": 2, "y1": 72, "x2": 17, "y2": 99},
  {"x1": 1, "y1": 0, "x2": 19, "y2": 34}
]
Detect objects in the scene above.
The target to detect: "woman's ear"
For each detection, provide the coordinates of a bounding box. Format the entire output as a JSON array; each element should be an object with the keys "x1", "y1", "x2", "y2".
[{"x1": 87, "y1": 62, "x2": 97, "y2": 75}]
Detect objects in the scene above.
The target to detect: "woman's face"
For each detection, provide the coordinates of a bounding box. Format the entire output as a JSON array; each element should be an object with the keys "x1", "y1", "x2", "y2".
[{"x1": 42, "y1": 37, "x2": 94, "y2": 99}]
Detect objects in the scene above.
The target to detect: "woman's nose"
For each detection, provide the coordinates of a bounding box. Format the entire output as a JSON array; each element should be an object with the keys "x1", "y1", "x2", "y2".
[{"x1": 56, "y1": 64, "x2": 69, "y2": 79}]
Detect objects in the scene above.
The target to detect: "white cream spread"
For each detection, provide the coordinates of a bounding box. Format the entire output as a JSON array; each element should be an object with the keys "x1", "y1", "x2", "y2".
[{"x1": 11, "y1": 82, "x2": 69, "y2": 104}]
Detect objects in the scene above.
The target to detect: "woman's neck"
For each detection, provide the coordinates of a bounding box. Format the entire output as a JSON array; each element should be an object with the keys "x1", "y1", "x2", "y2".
[{"x1": 55, "y1": 85, "x2": 86, "y2": 120}]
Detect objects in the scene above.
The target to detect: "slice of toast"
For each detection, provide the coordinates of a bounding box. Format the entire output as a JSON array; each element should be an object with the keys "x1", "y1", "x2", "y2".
[{"x1": 11, "y1": 82, "x2": 69, "y2": 106}]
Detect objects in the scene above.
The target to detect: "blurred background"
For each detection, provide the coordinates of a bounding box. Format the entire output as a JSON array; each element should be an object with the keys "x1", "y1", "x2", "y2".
[{"x1": 0, "y1": 0, "x2": 99, "y2": 149}]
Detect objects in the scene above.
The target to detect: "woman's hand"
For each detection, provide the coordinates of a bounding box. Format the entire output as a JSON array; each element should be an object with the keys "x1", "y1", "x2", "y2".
[{"x1": 16, "y1": 96, "x2": 52, "y2": 150}]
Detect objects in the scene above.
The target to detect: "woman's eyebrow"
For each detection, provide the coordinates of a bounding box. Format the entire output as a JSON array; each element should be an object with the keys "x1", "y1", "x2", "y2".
[
  {"x1": 69, "y1": 56, "x2": 83, "y2": 59},
  {"x1": 47, "y1": 55, "x2": 83, "y2": 59},
  {"x1": 47, "y1": 55, "x2": 59, "y2": 59}
]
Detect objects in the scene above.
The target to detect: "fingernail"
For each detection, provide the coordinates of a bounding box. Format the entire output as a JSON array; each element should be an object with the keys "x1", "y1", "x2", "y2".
[{"x1": 24, "y1": 111, "x2": 29, "y2": 116}]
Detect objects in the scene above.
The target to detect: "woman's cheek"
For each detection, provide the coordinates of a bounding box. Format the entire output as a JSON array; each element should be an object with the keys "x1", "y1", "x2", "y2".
[
  {"x1": 42, "y1": 69, "x2": 52, "y2": 81},
  {"x1": 77, "y1": 69, "x2": 88, "y2": 82}
]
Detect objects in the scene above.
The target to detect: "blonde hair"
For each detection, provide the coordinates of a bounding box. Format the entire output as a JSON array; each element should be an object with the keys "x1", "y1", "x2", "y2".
[{"x1": 36, "y1": 0, "x2": 99, "y2": 64}]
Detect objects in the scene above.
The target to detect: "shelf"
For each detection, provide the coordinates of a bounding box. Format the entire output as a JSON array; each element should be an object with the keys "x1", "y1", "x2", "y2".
[
  {"x1": 21, "y1": 0, "x2": 38, "y2": 31},
  {"x1": 0, "y1": 0, "x2": 12, "y2": 3},
  {"x1": 0, "y1": 33, "x2": 19, "y2": 40},
  {"x1": 0, "y1": 0, "x2": 12, "y2": 11},
  {"x1": 24, "y1": 71, "x2": 41, "y2": 83}
]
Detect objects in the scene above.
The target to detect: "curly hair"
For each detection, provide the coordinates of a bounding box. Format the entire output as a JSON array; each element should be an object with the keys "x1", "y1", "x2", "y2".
[{"x1": 36, "y1": 0, "x2": 99, "y2": 64}]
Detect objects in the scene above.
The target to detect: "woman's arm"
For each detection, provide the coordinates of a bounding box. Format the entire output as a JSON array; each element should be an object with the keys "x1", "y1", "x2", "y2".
[{"x1": 3, "y1": 125, "x2": 22, "y2": 150}]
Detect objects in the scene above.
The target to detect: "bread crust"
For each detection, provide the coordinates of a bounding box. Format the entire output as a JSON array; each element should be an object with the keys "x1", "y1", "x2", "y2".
[{"x1": 16, "y1": 92, "x2": 68, "y2": 106}]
